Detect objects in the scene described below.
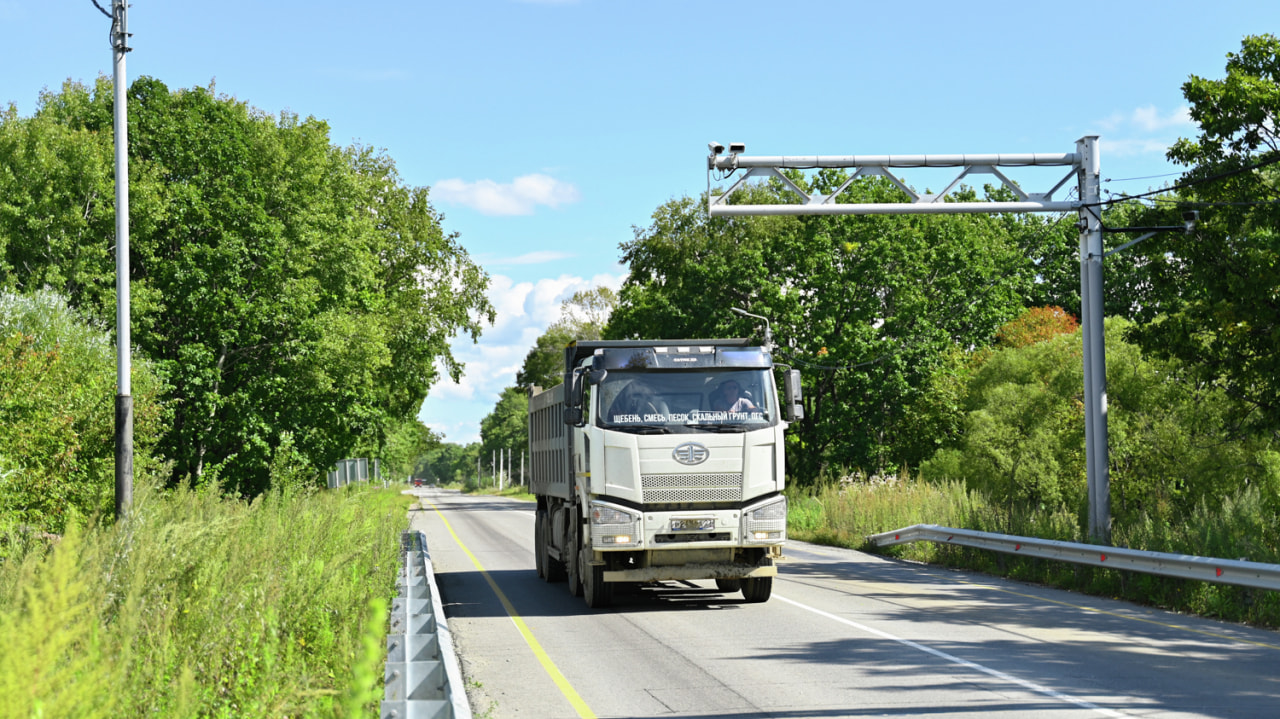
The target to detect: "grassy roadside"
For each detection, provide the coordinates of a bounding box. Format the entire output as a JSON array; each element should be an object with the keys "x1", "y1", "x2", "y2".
[
  {"x1": 465, "y1": 485, "x2": 536, "y2": 502},
  {"x1": 787, "y1": 477, "x2": 1280, "y2": 628},
  {"x1": 429, "y1": 479, "x2": 535, "y2": 503},
  {"x1": 0, "y1": 479, "x2": 411, "y2": 718}
]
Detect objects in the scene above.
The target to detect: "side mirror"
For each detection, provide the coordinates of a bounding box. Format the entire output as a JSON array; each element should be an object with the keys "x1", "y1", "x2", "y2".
[
  {"x1": 564, "y1": 366, "x2": 592, "y2": 426},
  {"x1": 586, "y1": 368, "x2": 608, "y2": 386},
  {"x1": 783, "y1": 369, "x2": 804, "y2": 421},
  {"x1": 566, "y1": 367, "x2": 585, "y2": 407}
]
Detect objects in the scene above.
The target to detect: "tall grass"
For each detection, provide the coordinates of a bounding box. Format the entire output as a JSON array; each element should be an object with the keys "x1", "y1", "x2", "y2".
[
  {"x1": 0, "y1": 478, "x2": 411, "y2": 718},
  {"x1": 789, "y1": 475, "x2": 1280, "y2": 627}
]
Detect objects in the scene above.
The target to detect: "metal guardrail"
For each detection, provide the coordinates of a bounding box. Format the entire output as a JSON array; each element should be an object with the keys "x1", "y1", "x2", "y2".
[
  {"x1": 868, "y1": 524, "x2": 1280, "y2": 592},
  {"x1": 383, "y1": 531, "x2": 471, "y2": 719}
]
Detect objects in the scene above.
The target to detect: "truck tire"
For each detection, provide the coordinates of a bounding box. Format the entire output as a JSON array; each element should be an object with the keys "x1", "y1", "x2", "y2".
[
  {"x1": 539, "y1": 508, "x2": 565, "y2": 582},
  {"x1": 715, "y1": 578, "x2": 742, "y2": 593},
  {"x1": 741, "y1": 576, "x2": 772, "y2": 603},
  {"x1": 582, "y1": 556, "x2": 613, "y2": 609},
  {"x1": 566, "y1": 511, "x2": 583, "y2": 597},
  {"x1": 535, "y1": 509, "x2": 547, "y2": 579}
]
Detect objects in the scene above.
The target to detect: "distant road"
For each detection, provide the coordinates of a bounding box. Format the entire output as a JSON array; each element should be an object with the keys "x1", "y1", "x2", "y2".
[{"x1": 409, "y1": 487, "x2": 1280, "y2": 719}]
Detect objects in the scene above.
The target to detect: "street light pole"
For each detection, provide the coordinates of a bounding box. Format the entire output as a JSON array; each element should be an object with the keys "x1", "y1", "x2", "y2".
[
  {"x1": 730, "y1": 307, "x2": 774, "y2": 351},
  {"x1": 107, "y1": 0, "x2": 133, "y2": 520}
]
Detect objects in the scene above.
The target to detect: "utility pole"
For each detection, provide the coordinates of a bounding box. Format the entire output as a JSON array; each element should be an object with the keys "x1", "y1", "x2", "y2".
[
  {"x1": 96, "y1": 0, "x2": 133, "y2": 520},
  {"x1": 1076, "y1": 137, "x2": 1111, "y2": 544}
]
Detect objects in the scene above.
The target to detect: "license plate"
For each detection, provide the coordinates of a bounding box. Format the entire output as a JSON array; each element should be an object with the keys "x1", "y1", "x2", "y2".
[{"x1": 671, "y1": 518, "x2": 716, "y2": 532}]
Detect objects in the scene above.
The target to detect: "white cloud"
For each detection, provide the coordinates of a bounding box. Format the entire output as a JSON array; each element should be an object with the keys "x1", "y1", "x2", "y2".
[
  {"x1": 419, "y1": 270, "x2": 625, "y2": 443},
  {"x1": 1131, "y1": 105, "x2": 1192, "y2": 133},
  {"x1": 433, "y1": 174, "x2": 581, "y2": 216},
  {"x1": 1093, "y1": 104, "x2": 1194, "y2": 157},
  {"x1": 1101, "y1": 138, "x2": 1175, "y2": 158}
]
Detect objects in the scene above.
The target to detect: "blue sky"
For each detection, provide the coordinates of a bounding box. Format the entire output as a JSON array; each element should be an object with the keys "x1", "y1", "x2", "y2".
[{"x1": 3, "y1": 1, "x2": 1276, "y2": 444}]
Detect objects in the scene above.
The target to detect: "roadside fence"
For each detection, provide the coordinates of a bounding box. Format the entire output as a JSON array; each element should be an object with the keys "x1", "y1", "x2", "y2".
[
  {"x1": 327, "y1": 458, "x2": 381, "y2": 489},
  {"x1": 869, "y1": 524, "x2": 1280, "y2": 592}
]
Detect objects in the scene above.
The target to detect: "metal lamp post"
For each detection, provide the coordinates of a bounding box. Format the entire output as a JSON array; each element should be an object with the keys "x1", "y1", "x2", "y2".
[{"x1": 96, "y1": 0, "x2": 133, "y2": 519}]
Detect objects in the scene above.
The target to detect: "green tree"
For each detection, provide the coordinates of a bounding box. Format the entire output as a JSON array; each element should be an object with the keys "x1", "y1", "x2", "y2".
[
  {"x1": 516, "y1": 286, "x2": 617, "y2": 390},
  {"x1": 607, "y1": 177, "x2": 1067, "y2": 481},
  {"x1": 0, "y1": 78, "x2": 493, "y2": 495},
  {"x1": 1125, "y1": 34, "x2": 1280, "y2": 431},
  {"x1": 479, "y1": 386, "x2": 529, "y2": 482},
  {"x1": 380, "y1": 418, "x2": 440, "y2": 481},
  {"x1": 0, "y1": 86, "x2": 115, "y2": 305},
  {"x1": 922, "y1": 318, "x2": 1280, "y2": 526},
  {"x1": 418, "y1": 441, "x2": 480, "y2": 484}
]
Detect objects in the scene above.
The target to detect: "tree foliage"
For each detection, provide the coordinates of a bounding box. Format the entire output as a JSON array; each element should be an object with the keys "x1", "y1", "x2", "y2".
[
  {"x1": 0, "y1": 290, "x2": 166, "y2": 537},
  {"x1": 922, "y1": 319, "x2": 1280, "y2": 527},
  {"x1": 479, "y1": 386, "x2": 529, "y2": 477},
  {"x1": 378, "y1": 418, "x2": 440, "y2": 482},
  {"x1": 606, "y1": 177, "x2": 1075, "y2": 481},
  {"x1": 419, "y1": 442, "x2": 480, "y2": 485},
  {"x1": 0, "y1": 78, "x2": 493, "y2": 495},
  {"x1": 515, "y1": 286, "x2": 616, "y2": 390},
  {"x1": 995, "y1": 306, "x2": 1079, "y2": 349},
  {"x1": 1126, "y1": 34, "x2": 1280, "y2": 431}
]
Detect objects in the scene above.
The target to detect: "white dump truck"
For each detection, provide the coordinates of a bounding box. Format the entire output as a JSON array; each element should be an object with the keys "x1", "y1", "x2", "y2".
[{"x1": 528, "y1": 339, "x2": 802, "y2": 608}]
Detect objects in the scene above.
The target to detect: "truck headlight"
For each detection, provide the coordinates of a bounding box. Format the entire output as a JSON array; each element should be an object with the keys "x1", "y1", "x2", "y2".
[
  {"x1": 741, "y1": 496, "x2": 786, "y2": 544},
  {"x1": 590, "y1": 501, "x2": 642, "y2": 548}
]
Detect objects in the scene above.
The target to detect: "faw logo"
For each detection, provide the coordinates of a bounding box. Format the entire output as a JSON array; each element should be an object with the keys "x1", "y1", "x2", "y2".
[{"x1": 672, "y1": 442, "x2": 710, "y2": 465}]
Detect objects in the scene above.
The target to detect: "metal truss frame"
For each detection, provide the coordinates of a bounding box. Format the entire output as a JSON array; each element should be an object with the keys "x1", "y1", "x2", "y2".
[
  {"x1": 706, "y1": 139, "x2": 1113, "y2": 543},
  {"x1": 708, "y1": 153, "x2": 1079, "y2": 216}
]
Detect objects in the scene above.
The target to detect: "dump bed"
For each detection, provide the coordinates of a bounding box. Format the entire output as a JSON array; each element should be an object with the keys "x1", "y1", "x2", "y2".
[{"x1": 527, "y1": 383, "x2": 572, "y2": 499}]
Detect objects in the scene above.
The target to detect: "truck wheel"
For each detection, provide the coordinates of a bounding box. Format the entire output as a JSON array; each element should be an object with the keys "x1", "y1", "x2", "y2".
[
  {"x1": 534, "y1": 509, "x2": 547, "y2": 579},
  {"x1": 582, "y1": 553, "x2": 613, "y2": 609},
  {"x1": 741, "y1": 577, "x2": 772, "y2": 603},
  {"x1": 715, "y1": 578, "x2": 742, "y2": 593},
  {"x1": 566, "y1": 511, "x2": 583, "y2": 597},
  {"x1": 540, "y1": 508, "x2": 565, "y2": 582}
]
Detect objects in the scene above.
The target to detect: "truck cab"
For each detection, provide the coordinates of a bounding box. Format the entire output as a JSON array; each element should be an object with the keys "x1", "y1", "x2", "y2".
[{"x1": 529, "y1": 339, "x2": 802, "y2": 608}]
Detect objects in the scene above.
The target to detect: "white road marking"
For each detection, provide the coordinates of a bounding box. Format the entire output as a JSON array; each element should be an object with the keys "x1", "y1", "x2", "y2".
[{"x1": 776, "y1": 594, "x2": 1130, "y2": 718}]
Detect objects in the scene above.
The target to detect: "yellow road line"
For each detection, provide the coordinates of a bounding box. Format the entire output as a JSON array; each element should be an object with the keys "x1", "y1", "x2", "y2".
[{"x1": 427, "y1": 500, "x2": 597, "y2": 719}]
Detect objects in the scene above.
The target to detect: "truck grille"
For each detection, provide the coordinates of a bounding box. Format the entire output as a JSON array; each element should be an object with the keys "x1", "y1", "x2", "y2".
[{"x1": 641, "y1": 473, "x2": 743, "y2": 503}]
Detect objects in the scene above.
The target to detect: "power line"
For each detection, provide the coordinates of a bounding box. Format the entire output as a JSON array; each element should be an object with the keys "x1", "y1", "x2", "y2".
[
  {"x1": 1106, "y1": 171, "x2": 1183, "y2": 183},
  {"x1": 1088, "y1": 152, "x2": 1280, "y2": 208}
]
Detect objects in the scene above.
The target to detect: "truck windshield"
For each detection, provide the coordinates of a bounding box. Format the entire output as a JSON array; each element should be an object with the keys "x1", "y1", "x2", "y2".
[{"x1": 596, "y1": 369, "x2": 777, "y2": 433}]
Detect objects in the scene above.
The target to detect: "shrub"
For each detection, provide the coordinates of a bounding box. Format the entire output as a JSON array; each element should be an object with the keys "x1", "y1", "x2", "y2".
[{"x1": 0, "y1": 290, "x2": 168, "y2": 540}]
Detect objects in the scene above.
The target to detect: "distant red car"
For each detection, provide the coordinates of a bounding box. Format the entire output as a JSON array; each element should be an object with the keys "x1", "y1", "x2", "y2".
[{"x1": 412, "y1": 478, "x2": 424, "y2": 487}]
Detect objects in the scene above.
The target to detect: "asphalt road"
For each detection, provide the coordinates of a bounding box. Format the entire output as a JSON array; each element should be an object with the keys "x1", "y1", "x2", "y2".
[{"x1": 408, "y1": 487, "x2": 1280, "y2": 719}]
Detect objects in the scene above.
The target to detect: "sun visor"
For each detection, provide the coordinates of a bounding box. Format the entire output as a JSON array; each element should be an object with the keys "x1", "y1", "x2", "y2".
[{"x1": 593, "y1": 346, "x2": 772, "y2": 371}]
